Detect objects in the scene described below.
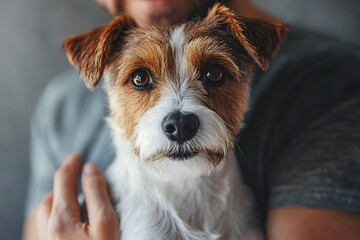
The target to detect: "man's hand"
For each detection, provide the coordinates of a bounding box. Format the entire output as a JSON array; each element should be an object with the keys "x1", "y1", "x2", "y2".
[{"x1": 24, "y1": 154, "x2": 120, "y2": 240}]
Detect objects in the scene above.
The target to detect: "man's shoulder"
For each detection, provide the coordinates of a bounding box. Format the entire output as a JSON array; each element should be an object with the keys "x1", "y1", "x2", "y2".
[
  {"x1": 32, "y1": 69, "x2": 110, "y2": 163},
  {"x1": 274, "y1": 26, "x2": 360, "y2": 78},
  {"x1": 250, "y1": 27, "x2": 360, "y2": 119},
  {"x1": 47, "y1": 69, "x2": 84, "y2": 93},
  {"x1": 38, "y1": 68, "x2": 106, "y2": 118},
  {"x1": 40, "y1": 69, "x2": 101, "y2": 110},
  {"x1": 239, "y1": 28, "x2": 360, "y2": 211}
]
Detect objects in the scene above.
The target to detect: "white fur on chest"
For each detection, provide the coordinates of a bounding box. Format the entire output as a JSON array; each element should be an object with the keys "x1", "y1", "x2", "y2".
[{"x1": 106, "y1": 129, "x2": 262, "y2": 240}]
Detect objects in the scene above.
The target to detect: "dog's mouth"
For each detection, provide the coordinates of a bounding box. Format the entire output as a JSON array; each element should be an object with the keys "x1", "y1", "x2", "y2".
[
  {"x1": 144, "y1": 148, "x2": 227, "y2": 166},
  {"x1": 167, "y1": 151, "x2": 198, "y2": 161}
]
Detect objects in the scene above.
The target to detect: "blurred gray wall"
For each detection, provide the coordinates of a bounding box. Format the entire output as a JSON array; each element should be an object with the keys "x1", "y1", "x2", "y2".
[
  {"x1": 254, "y1": 0, "x2": 360, "y2": 45},
  {"x1": 0, "y1": 0, "x2": 359, "y2": 239},
  {"x1": 0, "y1": 1, "x2": 108, "y2": 239}
]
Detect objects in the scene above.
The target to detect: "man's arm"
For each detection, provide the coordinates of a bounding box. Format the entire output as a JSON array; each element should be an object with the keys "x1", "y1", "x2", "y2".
[
  {"x1": 23, "y1": 80, "x2": 59, "y2": 240},
  {"x1": 265, "y1": 95, "x2": 360, "y2": 240},
  {"x1": 267, "y1": 207, "x2": 360, "y2": 240},
  {"x1": 261, "y1": 42, "x2": 360, "y2": 239}
]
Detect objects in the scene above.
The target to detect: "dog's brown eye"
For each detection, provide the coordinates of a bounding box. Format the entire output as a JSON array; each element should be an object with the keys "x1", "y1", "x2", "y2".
[
  {"x1": 202, "y1": 66, "x2": 225, "y2": 87},
  {"x1": 131, "y1": 69, "x2": 153, "y2": 90},
  {"x1": 206, "y1": 67, "x2": 223, "y2": 82}
]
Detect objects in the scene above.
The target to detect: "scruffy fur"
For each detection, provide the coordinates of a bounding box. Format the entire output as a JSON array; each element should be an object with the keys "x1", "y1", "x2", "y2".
[{"x1": 63, "y1": 4, "x2": 286, "y2": 240}]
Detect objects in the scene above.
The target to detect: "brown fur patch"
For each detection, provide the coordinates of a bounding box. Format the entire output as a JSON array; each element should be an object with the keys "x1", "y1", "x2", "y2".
[
  {"x1": 185, "y1": 37, "x2": 241, "y2": 80},
  {"x1": 107, "y1": 27, "x2": 174, "y2": 141},
  {"x1": 184, "y1": 35, "x2": 250, "y2": 137},
  {"x1": 109, "y1": 82, "x2": 162, "y2": 141},
  {"x1": 207, "y1": 151, "x2": 225, "y2": 166},
  {"x1": 206, "y1": 80, "x2": 250, "y2": 136}
]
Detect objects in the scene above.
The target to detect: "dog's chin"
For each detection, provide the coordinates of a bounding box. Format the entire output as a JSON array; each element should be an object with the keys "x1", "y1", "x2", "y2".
[
  {"x1": 167, "y1": 151, "x2": 199, "y2": 161},
  {"x1": 141, "y1": 150, "x2": 227, "y2": 181}
]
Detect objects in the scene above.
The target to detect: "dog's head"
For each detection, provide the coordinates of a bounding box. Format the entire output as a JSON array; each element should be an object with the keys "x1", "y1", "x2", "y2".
[{"x1": 63, "y1": 4, "x2": 286, "y2": 179}]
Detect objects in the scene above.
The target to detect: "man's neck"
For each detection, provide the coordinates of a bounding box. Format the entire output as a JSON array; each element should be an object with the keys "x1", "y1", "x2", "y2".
[{"x1": 228, "y1": 0, "x2": 276, "y2": 22}]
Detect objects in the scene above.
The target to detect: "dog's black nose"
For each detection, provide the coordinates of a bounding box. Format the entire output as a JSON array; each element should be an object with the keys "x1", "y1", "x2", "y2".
[{"x1": 162, "y1": 112, "x2": 200, "y2": 143}]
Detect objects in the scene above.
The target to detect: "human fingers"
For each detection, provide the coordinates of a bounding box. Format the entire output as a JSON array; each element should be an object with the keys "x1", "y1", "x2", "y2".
[
  {"x1": 82, "y1": 163, "x2": 120, "y2": 239},
  {"x1": 36, "y1": 192, "x2": 53, "y2": 240},
  {"x1": 50, "y1": 154, "x2": 83, "y2": 227}
]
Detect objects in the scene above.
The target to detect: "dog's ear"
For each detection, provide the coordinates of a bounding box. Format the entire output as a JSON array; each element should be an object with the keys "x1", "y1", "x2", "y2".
[
  {"x1": 62, "y1": 16, "x2": 137, "y2": 90},
  {"x1": 205, "y1": 4, "x2": 288, "y2": 70}
]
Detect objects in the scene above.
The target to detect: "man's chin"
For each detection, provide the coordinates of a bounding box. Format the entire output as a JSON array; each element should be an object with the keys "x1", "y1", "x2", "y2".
[
  {"x1": 127, "y1": 0, "x2": 210, "y2": 27},
  {"x1": 138, "y1": 0, "x2": 174, "y2": 9}
]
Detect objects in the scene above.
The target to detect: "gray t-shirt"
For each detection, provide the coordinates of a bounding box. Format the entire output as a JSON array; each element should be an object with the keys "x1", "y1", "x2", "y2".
[{"x1": 26, "y1": 27, "x2": 360, "y2": 222}]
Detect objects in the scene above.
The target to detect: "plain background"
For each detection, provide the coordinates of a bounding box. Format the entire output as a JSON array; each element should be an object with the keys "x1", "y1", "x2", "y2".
[{"x1": 0, "y1": 0, "x2": 359, "y2": 239}]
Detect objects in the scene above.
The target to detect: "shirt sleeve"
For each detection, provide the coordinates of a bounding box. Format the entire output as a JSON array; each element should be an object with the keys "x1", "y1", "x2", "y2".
[
  {"x1": 265, "y1": 42, "x2": 360, "y2": 212},
  {"x1": 25, "y1": 80, "x2": 59, "y2": 216},
  {"x1": 268, "y1": 94, "x2": 360, "y2": 212}
]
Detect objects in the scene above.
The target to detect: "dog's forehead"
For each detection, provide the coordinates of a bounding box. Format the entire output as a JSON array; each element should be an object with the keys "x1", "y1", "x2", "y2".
[
  {"x1": 122, "y1": 21, "x2": 228, "y2": 58},
  {"x1": 170, "y1": 25, "x2": 186, "y2": 52}
]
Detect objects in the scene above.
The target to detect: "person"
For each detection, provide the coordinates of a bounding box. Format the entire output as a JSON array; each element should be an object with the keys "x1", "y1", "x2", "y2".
[{"x1": 23, "y1": 0, "x2": 360, "y2": 239}]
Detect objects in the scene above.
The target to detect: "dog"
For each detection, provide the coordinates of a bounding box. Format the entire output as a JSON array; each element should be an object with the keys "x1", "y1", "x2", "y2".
[{"x1": 63, "y1": 4, "x2": 286, "y2": 240}]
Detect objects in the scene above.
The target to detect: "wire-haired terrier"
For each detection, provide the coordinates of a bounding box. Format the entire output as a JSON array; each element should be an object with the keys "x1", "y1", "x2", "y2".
[{"x1": 63, "y1": 3, "x2": 286, "y2": 240}]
